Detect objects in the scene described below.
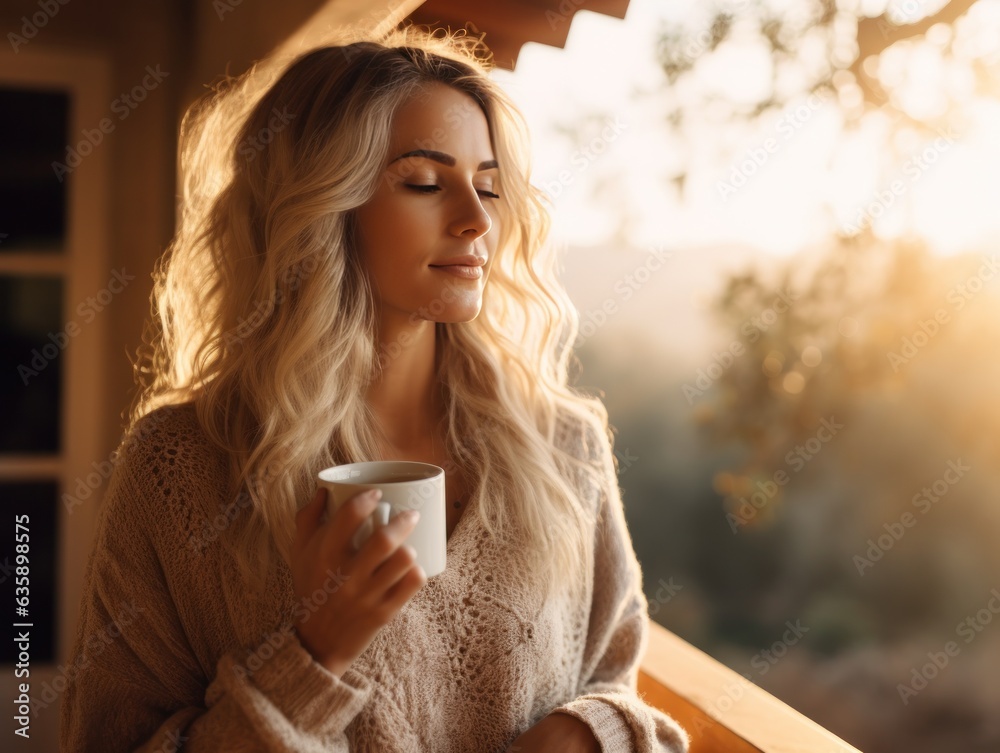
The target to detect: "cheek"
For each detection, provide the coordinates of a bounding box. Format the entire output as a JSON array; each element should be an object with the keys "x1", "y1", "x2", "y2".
[
  {"x1": 372, "y1": 199, "x2": 433, "y2": 251},
  {"x1": 358, "y1": 200, "x2": 419, "y2": 263}
]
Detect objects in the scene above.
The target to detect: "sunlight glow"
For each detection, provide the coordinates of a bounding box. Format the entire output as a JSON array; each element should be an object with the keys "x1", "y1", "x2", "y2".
[{"x1": 493, "y1": 0, "x2": 1000, "y2": 259}]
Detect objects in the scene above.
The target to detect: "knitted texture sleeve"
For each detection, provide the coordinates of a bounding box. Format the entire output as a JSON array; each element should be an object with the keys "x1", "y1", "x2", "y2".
[
  {"x1": 549, "y1": 425, "x2": 690, "y2": 753},
  {"x1": 59, "y1": 410, "x2": 372, "y2": 753}
]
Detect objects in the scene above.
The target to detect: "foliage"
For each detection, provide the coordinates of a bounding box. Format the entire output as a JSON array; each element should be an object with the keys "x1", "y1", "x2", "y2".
[{"x1": 652, "y1": 0, "x2": 988, "y2": 194}]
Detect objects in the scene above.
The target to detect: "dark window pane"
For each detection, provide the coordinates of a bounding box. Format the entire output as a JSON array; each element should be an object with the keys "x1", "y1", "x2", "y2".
[
  {"x1": 0, "y1": 276, "x2": 62, "y2": 453},
  {"x1": 0, "y1": 87, "x2": 70, "y2": 252},
  {"x1": 0, "y1": 480, "x2": 58, "y2": 664}
]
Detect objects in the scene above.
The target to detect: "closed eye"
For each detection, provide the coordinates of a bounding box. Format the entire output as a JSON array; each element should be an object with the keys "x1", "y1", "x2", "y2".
[{"x1": 405, "y1": 184, "x2": 501, "y2": 199}]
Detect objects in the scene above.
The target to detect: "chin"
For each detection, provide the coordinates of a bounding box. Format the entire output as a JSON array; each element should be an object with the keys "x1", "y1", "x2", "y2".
[{"x1": 434, "y1": 305, "x2": 483, "y2": 324}]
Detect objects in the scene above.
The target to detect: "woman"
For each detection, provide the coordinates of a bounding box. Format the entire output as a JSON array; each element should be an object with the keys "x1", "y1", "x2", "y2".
[{"x1": 60, "y1": 25, "x2": 689, "y2": 753}]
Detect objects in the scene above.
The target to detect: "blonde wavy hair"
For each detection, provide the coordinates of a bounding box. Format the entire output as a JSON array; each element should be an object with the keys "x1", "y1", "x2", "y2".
[{"x1": 130, "y1": 24, "x2": 617, "y2": 602}]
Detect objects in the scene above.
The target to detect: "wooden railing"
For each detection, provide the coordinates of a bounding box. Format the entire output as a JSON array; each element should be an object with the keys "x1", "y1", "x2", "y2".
[{"x1": 639, "y1": 622, "x2": 864, "y2": 753}]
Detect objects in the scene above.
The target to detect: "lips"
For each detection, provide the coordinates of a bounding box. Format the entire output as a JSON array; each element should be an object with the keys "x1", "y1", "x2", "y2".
[
  {"x1": 429, "y1": 253, "x2": 486, "y2": 268},
  {"x1": 430, "y1": 264, "x2": 483, "y2": 280}
]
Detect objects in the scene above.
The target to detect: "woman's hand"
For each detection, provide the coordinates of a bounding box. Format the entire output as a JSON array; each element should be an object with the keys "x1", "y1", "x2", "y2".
[
  {"x1": 291, "y1": 486, "x2": 427, "y2": 677},
  {"x1": 506, "y1": 711, "x2": 601, "y2": 753}
]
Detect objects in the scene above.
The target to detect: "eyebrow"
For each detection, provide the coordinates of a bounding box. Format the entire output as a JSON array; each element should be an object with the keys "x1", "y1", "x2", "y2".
[{"x1": 389, "y1": 149, "x2": 498, "y2": 171}]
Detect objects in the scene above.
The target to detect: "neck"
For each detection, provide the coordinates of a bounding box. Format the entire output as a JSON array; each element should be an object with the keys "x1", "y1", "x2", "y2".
[{"x1": 366, "y1": 313, "x2": 444, "y2": 452}]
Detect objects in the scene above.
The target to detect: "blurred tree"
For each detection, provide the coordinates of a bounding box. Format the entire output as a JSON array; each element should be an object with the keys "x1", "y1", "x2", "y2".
[
  {"x1": 699, "y1": 234, "x2": 1000, "y2": 642},
  {"x1": 652, "y1": 0, "x2": 988, "y2": 196},
  {"x1": 573, "y1": 239, "x2": 1000, "y2": 751},
  {"x1": 561, "y1": 3, "x2": 1000, "y2": 750}
]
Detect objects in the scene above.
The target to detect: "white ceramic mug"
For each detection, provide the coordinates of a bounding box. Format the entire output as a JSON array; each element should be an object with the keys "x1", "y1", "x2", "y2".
[{"x1": 317, "y1": 461, "x2": 447, "y2": 578}]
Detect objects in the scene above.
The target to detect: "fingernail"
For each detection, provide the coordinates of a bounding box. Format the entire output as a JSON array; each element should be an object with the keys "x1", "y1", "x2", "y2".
[
  {"x1": 367, "y1": 489, "x2": 383, "y2": 501},
  {"x1": 403, "y1": 510, "x2": 420, "y2": 523}
]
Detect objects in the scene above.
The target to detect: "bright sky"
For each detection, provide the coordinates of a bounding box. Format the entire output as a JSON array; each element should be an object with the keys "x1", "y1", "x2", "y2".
[{"x1": 492, "y1": 0, "x2": 1000, "y2": 258}]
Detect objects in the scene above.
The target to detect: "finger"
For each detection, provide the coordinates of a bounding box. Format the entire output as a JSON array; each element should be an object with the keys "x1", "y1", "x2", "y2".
[
  {"x1": 353, "y1": 510, "x2": 420, "y2": 579},
  {"x1": 368, "y1": 545, "x2": 419, "y2": 595},
  {"x1": 294, "y1": 487, "x2": 326, "y2": 551},
  {"x1": 381, "y1": 563, "x2": 427, "y2": 612},
  {"x1": 326, "y1": 489, "x2": 384, "y2": 556}
]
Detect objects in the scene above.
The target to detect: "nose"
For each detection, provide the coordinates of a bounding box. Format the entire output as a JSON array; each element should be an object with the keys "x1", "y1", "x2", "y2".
[{"x1": 448, "y1": 186, "x2": 493, "y2": 239}]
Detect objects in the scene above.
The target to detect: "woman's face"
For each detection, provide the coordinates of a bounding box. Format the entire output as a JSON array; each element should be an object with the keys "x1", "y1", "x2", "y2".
[{"x1": 354, "y1": 82, "x2": 501, "y2": 328}]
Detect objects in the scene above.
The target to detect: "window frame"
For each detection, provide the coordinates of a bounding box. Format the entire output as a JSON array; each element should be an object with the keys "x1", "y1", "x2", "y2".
[{"x1": 0, "y1": 45, "x2": 111, "y2": 669}]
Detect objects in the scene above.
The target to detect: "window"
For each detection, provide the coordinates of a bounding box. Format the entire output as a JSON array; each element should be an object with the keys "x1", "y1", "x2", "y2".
[{"x1": 0, "y1": 48, "x2": 110, "y2": 694}]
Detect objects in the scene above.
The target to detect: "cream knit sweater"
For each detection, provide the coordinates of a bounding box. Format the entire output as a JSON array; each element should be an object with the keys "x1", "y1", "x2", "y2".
[{"x1": 60, "y1": 403, "x2": 689, "y2": 752}]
